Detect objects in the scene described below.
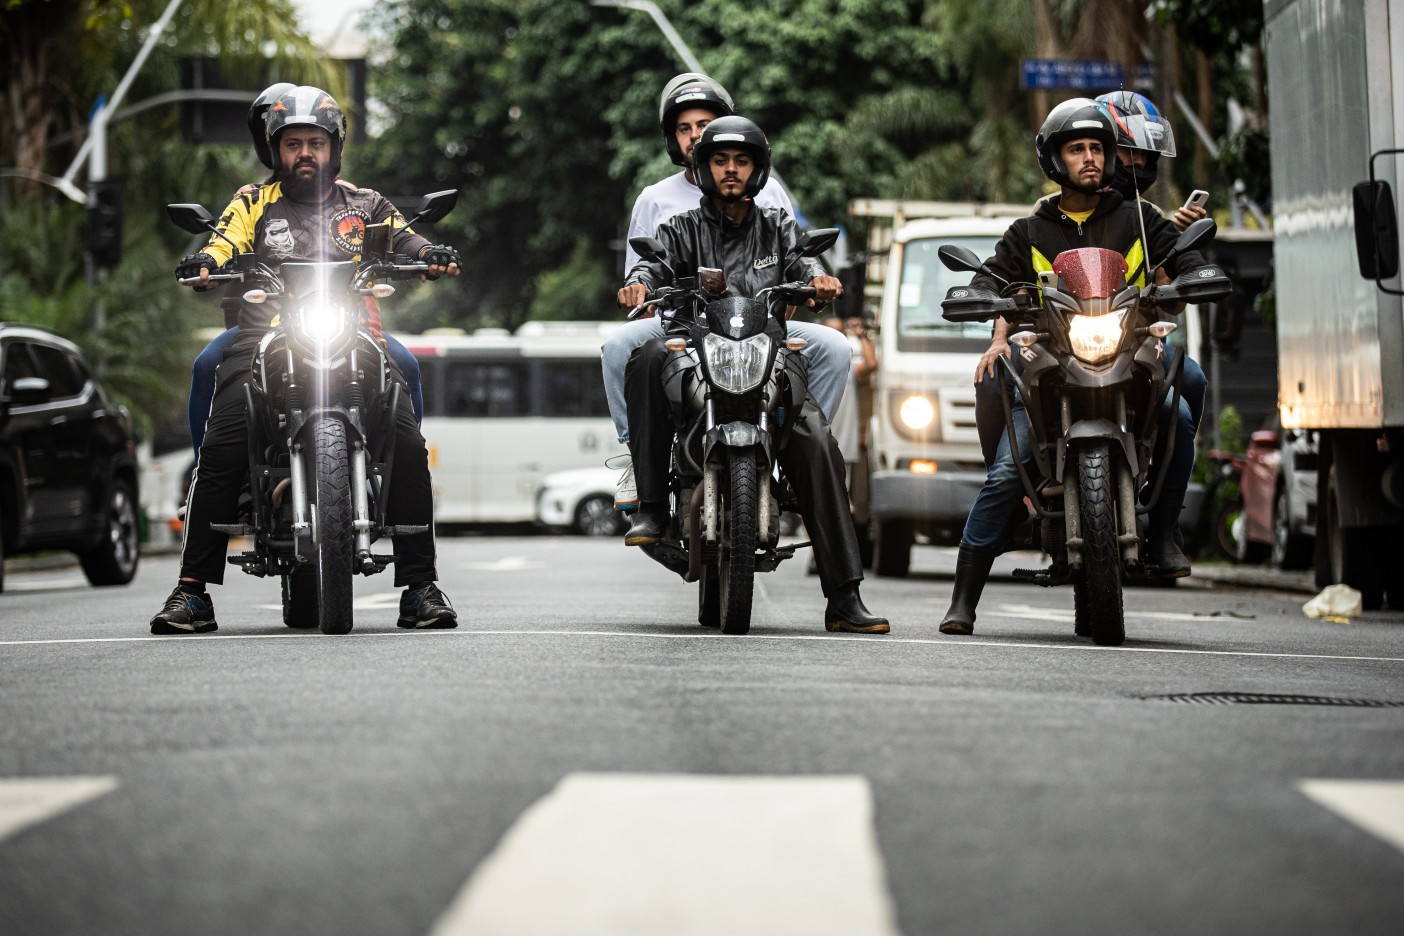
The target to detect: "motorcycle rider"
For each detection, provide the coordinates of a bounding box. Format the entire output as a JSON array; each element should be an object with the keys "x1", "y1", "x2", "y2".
[
  {"x1": 603, "y1": 73, "x2": 851, "y2": 510},
  {"x1": 617, "y1": 116, "x2": 888, "y2": 634},
  {"x1": 187, "y1": 83, "x2": 426, "y2": 455},
  {"x1": 150, "y1": 86, "x2": 461, "y2": 634},
  {"x1": 939, "y1": 98, "x2": 1208, "y2": 636}
]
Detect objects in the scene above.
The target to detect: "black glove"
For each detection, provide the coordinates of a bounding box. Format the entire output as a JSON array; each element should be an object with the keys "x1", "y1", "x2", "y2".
[
  {"x1": 176, "y1": 252, "x2": 218, "y2": 288},
  {"x1": 420, "y1": 244, "x2": 461, "y2": 279}
]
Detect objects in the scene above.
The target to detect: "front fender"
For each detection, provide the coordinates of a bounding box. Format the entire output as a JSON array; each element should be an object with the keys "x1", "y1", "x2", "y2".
[{"x1": 1059, "y1": 418, "x2": 1137, "y2": 482}]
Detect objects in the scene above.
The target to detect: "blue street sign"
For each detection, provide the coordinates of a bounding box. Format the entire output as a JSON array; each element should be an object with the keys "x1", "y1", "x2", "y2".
[{"x1": 1021, "y1": 59, "x2": 1154, "y2": 91}]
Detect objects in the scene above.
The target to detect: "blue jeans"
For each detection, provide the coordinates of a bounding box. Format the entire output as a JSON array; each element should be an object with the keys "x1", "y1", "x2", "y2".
[
  {"x1": 601, "y1": 316, "x2": 852, "y2": 444},
  {"x1": 189, "y1": 328, "x2": 425, "y2": 454}
]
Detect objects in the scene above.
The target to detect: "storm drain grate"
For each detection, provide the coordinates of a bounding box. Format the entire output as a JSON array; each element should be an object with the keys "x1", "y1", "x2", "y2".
[{"x1": 1144, "y1": 692, "x2": 1404, "y2": 708}]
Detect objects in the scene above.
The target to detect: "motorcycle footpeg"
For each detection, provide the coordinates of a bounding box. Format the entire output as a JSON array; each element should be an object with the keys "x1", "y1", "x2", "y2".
[
  {"x1": 211, "y1": 523, "x2": 254, "y2": 535},
  {"x1": 387, "y1": 525, "x2": 430, "y2": 535},
  {"x1": 1012, "y1": 565, "x2": 1071, "y2": 587}
]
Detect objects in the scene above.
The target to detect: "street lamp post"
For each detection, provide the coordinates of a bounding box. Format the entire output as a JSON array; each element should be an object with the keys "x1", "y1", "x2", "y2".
[{"x1": 589, "y1": 0, "x2": 706, "y2": 74}]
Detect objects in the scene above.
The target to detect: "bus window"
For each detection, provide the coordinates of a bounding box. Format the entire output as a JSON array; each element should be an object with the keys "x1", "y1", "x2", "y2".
[
  {"x1": 443, "y1": 361, "x2": 529, "y2": 417},
  {"x1": 540, "y1": 360, "x2": 610, "y2": 418}
]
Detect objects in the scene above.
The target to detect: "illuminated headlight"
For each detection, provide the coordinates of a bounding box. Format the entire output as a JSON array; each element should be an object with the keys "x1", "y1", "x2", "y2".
[
  {"x1": 297, "y1": 302, "x2": 349, "y2": 343},
  {"x1": 899, "y1": 395, "x2": 936, "y2": 430},
  {"x1": 1068, "y1": 309, "x2": 1128, "y2": 363},
  {"x1": 703, "y1": 332, "x2": 772, "y2": 394}
]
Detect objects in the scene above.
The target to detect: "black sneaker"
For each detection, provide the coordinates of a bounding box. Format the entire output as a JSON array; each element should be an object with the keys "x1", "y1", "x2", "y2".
[
  {"x1": 397, "y1": 583, "x2": 458, "y2": 629},
  {"x1": 150, "y1": 586, "x2": 218, "y2": 635}
]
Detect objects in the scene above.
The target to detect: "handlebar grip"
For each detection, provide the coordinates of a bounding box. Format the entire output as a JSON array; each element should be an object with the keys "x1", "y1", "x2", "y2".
[{"x1": 179, "y1": 273, "x2": 240, "y2": 286}]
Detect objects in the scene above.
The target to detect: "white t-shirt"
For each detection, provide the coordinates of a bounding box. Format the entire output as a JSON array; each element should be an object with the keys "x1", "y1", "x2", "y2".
[{"x1": 624, "y1": 171, "x2": 795, "y2": 269}]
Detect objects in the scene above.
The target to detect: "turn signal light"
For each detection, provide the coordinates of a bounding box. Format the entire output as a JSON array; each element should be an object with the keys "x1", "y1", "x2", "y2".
[
  {"x1": 243, "y1": 289, "x2": 267, "y2": 304},
  {"x1": 786, "y1": 338, "x2": 808, "y2": 351},
  {"x1": 1009, "y1": 331, "x2": 1038, "y2": 347},
  {"x1": 371, "y1": 283, "x2": 396, "y2": 298},
  {"x1": 1148, "y1": 321, "x2": 1178, "y2": 337},
  {"x1": 665, "y1": 338, "x2": 688, "y2": 351},
  {"x1": 909, "y1": 459, "x2": 938, "y2": 475}
]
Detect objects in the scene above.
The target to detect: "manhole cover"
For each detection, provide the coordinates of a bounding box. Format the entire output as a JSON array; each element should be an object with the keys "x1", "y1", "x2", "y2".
[{"x1": 1144, "y1": 692, "x2": 1404, "y2": 708}]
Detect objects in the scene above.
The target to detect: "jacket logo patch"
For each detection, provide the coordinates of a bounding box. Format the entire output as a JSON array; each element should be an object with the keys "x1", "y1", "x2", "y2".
[
  {"x1": 330, "y1": 208, "x2": 371, "y2": 254},
  {"x1": 264, "y1": 218, "x2": 295, "y2": 258},
  {"x1": 752, "y1": 254, "x2": 778, "y2": 270}
]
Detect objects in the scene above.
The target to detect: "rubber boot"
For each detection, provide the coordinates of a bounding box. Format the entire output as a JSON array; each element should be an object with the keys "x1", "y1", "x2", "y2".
[
  {"x1": 1145, "y1": 487, "x2": 1191, "y2": 577},
  {"x1": 938, "y1": 543, "x2": 999, "y2": 635},
  {"x1": 625, "y1": 501, "x2": 668, "y2": 547},
  {"x1": 824, "y1": 582, "x2": 889, "y2": 634}
]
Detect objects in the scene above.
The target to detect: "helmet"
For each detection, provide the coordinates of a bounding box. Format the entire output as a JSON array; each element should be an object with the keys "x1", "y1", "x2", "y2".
[
  {"x1": 1096, "y1": 90, "x2": 1176, "y2": 194},
  {"x1": 1034, "y1": 97, "x2": 1120, "y2": 192},
  {"x1": 248, "y1": 82, "x2": 297, "y2": 169},
  {"x1": 264, "y1": 86, "x2": 347, "y2": 164},
  {"x1": 690, "y1": 115, "x2": 771, "y2": 200},
  {"x1": 659, "y1": 73, "x2": 735, "y2": 167}
]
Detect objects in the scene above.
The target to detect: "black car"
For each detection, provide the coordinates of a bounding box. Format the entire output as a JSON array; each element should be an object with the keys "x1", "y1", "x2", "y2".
[{"x1": 0, "y1": 324, "x2": 140, "y2": 592}]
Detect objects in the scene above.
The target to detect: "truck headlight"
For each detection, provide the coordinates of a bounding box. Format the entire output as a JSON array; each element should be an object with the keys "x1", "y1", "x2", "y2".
[
  {"x1": 703, "y1": 332, "x2": 772, "y2": 394},
  {"x1": 1068, "y1": 309, "x2": 1128, "y2": 364},
  {"x1": 899, "y1": 395, "x2": 936, "y2": 430}
]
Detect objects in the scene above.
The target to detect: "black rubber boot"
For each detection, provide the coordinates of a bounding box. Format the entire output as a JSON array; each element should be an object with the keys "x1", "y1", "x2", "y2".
[
  {"x1": 824, "y1": 582, "x2": 889, "y2": 634},
  {"x1": 1145, "y1": 487, "x2": 1191, "y2": 577},
  {"x1": 625, "y1": 501, "x2": 668, "y2": 547},
  {"x1": 939, "y1": 544, "x2": 999, "y2": 635}
]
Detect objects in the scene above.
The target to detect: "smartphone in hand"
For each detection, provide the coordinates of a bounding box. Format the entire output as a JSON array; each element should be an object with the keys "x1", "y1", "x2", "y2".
[{"x1": 1183, "y1": 189, "x2": 1210, "y2": 210}]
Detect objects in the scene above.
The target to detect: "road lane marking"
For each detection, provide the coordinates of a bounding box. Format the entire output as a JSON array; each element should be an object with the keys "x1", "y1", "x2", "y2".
[
  {"x1": 0, "y1": 776, "x2": 118, "y2": 842},
  {"x1": 2, "y1": 629, "x2": 1403, "y2": 664},
  {"x1": 1299, "y1": 780, "x2": 1404, "y2": 853},
  {"x1": 428, "y1": 773, "x2": 900, "y2": 936},
  {"x1": 459, "y1": 556, "x2": 544, "y2": 572}
]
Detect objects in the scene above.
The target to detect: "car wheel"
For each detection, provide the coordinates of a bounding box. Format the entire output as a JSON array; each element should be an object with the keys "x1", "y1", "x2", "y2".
[
  {"x1": 1271, "y1": 484, "x2": 1313, "y2": 570},
  {"x1": 80, "y1": 477, "x2": 140, "y2": 587},
  {"x1": 575, "y1": 494, "x2": 625, "y2": 537}
]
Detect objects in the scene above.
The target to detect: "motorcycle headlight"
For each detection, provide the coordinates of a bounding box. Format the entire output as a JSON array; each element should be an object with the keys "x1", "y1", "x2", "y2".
[
  {"x1": 1068, "y1": 309, "x2": 1128, "y2": 364},
  {"x1": 703, "y1": 332, "x2": 772, "y2": 394},
  {"x1": 296, "y1": 301, "x2": 349, "y2": 344}
]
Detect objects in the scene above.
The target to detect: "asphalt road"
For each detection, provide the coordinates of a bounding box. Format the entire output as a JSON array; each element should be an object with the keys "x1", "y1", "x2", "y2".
[{"x1": 2, "y1": 536, "x2": 1402, "y2": 935}]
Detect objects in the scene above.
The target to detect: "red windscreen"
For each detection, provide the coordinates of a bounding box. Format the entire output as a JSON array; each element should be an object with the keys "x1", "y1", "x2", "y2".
[{"x1": 1052, "y1": 248, "x2": 1128, "y2": 300}]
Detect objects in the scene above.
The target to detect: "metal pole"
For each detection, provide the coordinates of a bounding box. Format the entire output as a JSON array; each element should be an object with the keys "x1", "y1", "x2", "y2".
[{"x1": 589, "y1": 0, "x2": 706, "y2": 74}]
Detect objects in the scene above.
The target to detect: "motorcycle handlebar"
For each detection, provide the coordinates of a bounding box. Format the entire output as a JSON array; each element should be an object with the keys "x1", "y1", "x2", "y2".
[{"x1": 178, "y1": 273, "x2": 242, "y2": 286}]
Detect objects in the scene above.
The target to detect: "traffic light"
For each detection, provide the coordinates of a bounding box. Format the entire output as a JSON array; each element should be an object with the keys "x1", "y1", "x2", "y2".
[{"x1": 85, "y1": 180, "x2": 124, "y2": 269}]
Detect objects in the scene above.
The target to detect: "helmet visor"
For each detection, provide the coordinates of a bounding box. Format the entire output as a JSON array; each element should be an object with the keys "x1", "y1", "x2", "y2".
[{"x1": 1108, "y1": 111, "x2": 1176, "y2": 158}]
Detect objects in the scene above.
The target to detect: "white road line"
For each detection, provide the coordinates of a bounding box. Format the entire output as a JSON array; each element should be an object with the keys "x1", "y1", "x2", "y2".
[
  {"x1": 1299, "y1": 780, "x2": 1404, "y2": 854},
  {"x1": 0, "y1": 776, "x2": 118, "y2": 842},
  {"x1": 2, "y1": 628, "x2": 1403, "y2": 664},
  {"x1": 428, "y1": 773, "x2": 900, "y2": 936}
]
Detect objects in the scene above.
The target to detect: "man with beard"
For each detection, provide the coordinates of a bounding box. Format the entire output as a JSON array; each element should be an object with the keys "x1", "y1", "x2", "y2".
[{"x1": 150, "y1": 86, "x2": 462, "y2": 634}]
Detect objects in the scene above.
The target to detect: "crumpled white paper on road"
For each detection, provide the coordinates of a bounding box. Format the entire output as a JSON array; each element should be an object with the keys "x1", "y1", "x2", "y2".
[{"x1": 1302, "y1": 583, "x2": 1363, "y2": 621}]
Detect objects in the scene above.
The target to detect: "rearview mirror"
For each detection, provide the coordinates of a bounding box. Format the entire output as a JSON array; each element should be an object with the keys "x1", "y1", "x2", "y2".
[
  {"x1": 938, "y1": 244, "x2": 986, "y2": 275},
  {"x1": 1156, "y1": 218, "x2": 1218, "y2": 276},
  {"x1": 796, "y1": 228, "x2": 839, "y2": 257},
  {"x1": 166, "y1": 203, "x2": 216, "y2": 235},
  {"x1": 409, "y1": 190, "x2": 458, "y2": 225},
  {"x1": 629, "y1": 236, "x2": 668, "y2": 264},
  {"x1": 1353, "y1": 180, "x2": 1400, "y2": 281}
]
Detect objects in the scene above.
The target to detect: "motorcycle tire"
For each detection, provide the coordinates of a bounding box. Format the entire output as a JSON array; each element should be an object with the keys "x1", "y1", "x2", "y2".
[
  {"x1": 309, "y1": 419, "x2": 356, "y2": 635},
  {"x1": 281, "y1": 570, "x2": 319, "y2": 628},
  {"x1": 1077, "y1": 442, "x2": 1125, "y2": 646},
  {"x1": 719, "y1": 448, "x2": 758, "y2": 635}
]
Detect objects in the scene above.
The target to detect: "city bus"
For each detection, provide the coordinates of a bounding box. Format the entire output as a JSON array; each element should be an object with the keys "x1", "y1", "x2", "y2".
[{"x1": 396, "y1": 321, "x2": 627, "y2": 524}]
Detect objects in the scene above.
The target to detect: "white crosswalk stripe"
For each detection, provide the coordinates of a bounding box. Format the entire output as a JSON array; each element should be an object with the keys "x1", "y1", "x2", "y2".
[
  {"x1": 1299, "y1": 779, "x2": 1404, "y2": 853},
  {"x1": 0, "y1": 776, "x2": 118, "y2": 842}
]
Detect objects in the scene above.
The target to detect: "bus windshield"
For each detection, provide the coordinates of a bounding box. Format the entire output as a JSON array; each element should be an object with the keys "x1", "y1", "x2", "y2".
[{"x1": 896, "y1": 236, "x2": 1001, "y2": 352}]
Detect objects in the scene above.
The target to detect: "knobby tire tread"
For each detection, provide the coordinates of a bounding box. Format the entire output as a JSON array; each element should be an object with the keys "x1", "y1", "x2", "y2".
[
  {"x1": 720, "y1": 449, "x2": 758, "y2": 635},
  {"x1": 1078, "y1": 443, "x2": 1125, "y2": 646}
]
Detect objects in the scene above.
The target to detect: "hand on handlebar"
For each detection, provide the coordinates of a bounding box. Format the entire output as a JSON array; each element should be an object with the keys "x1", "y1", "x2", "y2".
[
  {"x1": 807, "y1": 274, "x2": 843, "y2": 308},
  {"x1": 618, "y1": 283, "x2": 651, "y2": 317},
  {"x1": 418, "y1": 244, "x2": 462, "y2": 281},
  {"x1": 176, "y1": 252, "x2": 218, "y2": 290}
]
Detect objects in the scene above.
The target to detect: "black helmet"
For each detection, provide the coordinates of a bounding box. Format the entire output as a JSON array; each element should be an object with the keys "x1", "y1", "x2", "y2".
[
  {"x1": 1034, "y1": 97, "x2": 1120, "y2": 192},
  {"x1": 248, "y1": 82, "x2": 297, "y2": 169},
  {"x1": 264, "y1": 86, "x2": 348, "y2": 163},
  {"x1": 659, "y1": 72, "x2": 735, "y2": 167},
  {"x1": 691, "y1": 115, "x2": 771, "y2": 200},
  {"x1": 1096, "y1": 90, "x2": 1176, "y2": 194}
]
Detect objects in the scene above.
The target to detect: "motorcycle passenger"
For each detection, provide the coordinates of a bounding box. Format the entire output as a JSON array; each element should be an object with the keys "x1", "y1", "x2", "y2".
[
  {"x1": 617, "y1": 116, "x2": 888, "y2": 634},
  {"x1": 939, "y1": 98, "x2": 1207, "y2": 636},
  {"x1": 603, "y1": 73, "x2": 852, "y2": 510},
  {"x1": 187, "y1": 83, "x2": 426, "y2": 456},
  {"x1": 150, "y1": 86, "x2": 460, "y2": 635}
]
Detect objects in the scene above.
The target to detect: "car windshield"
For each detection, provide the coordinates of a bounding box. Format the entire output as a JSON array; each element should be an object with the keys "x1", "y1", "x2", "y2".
[{"x1": 897, "y1": 236, "x2": 1001, "y2": 352}]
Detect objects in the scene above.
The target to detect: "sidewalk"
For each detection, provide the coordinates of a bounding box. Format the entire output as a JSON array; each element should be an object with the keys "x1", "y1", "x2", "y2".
[{"x1": 1186, "y1": 562, "x2": 1317, "y2": 595}]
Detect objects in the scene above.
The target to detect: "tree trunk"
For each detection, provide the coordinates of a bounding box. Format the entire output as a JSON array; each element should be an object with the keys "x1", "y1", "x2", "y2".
[{"x1": 1195, "y1": 49, "x2": 1213, "y2": 184}]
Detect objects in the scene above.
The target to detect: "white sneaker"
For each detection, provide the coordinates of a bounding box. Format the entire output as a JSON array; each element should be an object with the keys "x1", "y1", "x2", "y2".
[{"x1": 615, "y1": 462, "x2": 638, "y2": 511}]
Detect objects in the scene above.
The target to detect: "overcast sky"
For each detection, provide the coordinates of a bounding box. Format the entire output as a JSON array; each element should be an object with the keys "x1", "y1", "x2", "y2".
[{"x1": 292, "y1": 0, "x2": 375, "y2": 47}]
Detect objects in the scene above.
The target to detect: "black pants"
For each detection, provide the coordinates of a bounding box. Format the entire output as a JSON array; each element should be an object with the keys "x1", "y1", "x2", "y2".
[
  {"x1": 625, "y1": 336, "x2": 863, "y2": 596},
  {"x1": 181, "y1": 339, "x2": 437, "y2": 587}
]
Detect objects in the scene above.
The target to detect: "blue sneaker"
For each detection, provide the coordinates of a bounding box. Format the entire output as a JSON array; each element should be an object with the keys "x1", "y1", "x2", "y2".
[
  {"x1": 150, "y1": 586, "x2": 218, "y2": 634},
  {"x1": 397, "y1": 583, "x2": 458, "y2": 629}
]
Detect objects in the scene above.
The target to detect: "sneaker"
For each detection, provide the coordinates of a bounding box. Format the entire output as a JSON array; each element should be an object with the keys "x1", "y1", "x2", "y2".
[
  {"x1": 615, "y1": 462, "x2": 638, "y2": 511},
  {"x1": 150, "y1": 586, "x2": 218, "y2": 635},
  {"x1": 397, "y1": 582, "x2": 458, "y2": 629}
]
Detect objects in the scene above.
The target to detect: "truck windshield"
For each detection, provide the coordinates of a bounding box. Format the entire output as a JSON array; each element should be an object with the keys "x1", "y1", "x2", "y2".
[{"x1": 897, "y1": 236, "x2": 1001, "y2": 352}]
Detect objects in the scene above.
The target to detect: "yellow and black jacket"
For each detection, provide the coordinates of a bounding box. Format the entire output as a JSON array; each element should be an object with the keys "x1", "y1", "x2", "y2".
[
  {"x1": 202, "y1": 180, "x2": 429, "y2": 336},
  {"x1": 972, "y1": 191, "x2": 1203, "y2": 297}
]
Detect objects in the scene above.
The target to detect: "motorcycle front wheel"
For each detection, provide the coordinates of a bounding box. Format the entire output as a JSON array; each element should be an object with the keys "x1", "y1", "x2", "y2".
[
  {"x1": 1075, "y1": 442, "x2": 1125, "y2": 646},
  {"x1": 718, "y1": 448, "x2": 758, "y2": 635},
  {"x1": 309, "y1": 419, "x2": 355, "y2": 635}
]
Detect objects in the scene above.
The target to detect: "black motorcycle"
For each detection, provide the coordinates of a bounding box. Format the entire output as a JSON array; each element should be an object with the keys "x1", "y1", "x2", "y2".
[
  {"x1": 940, "y1": 218, "x2": 1231, "y2": 645},
  {"x1": 627, "y1": 228, "x2": 839, "y2": 634},
  {"x1": 167, "y1": 191, "x2": 457, "y2": 634}
]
